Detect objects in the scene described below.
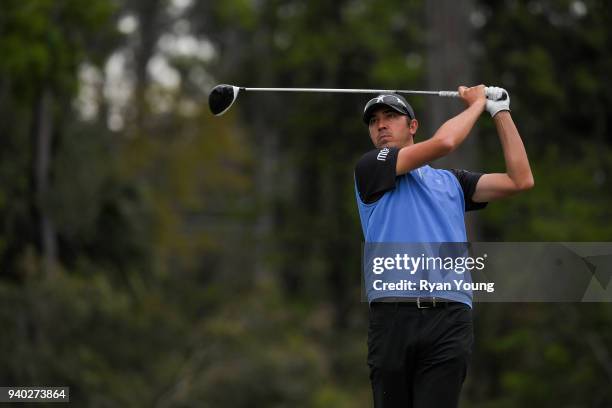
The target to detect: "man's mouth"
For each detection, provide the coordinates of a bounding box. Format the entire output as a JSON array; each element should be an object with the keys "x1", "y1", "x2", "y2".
[{"x1": 379, "y1": 134, "x2": 392, "y2": 142}]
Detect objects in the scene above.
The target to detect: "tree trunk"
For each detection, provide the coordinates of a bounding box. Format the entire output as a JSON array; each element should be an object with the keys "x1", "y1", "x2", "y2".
[
  {"x1": 32, "y1": 88, "x2": 57, "y2": 277},
  {"x1": 133, "y1": 0, "x2": 163, "y2": 131},
  {"x1": 426, "y1": 0, "x2": 481, "y2": 238}
]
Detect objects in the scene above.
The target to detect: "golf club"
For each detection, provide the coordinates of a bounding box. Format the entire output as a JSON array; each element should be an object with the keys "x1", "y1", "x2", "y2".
[{"x1": 208, "y1": 84, "x2": 505, "y2": 116}]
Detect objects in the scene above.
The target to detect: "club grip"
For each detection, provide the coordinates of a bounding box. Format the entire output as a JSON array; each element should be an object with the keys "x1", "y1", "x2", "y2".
[
  {"x1": 440, "y1": 87, "x2": 507, "y2": 101},
  {"x1": 438, "y1": 91, "x2": 459, "y2": 98}
]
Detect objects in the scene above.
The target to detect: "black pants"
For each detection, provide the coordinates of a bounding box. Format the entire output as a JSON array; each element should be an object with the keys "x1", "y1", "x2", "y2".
[{"x1": 367, "y1": 301, "x2": 474, "y2": 408}]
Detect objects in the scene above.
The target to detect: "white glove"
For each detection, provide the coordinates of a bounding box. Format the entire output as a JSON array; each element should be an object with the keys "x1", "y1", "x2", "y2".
[{"x1": 485, "y1": 87, "x2": 510, "y2": 117}]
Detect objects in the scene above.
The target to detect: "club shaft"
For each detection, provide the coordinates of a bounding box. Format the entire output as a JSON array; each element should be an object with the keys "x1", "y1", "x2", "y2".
[{"x1": 242, "y1": 87, "x2": 459, "y2": 98}]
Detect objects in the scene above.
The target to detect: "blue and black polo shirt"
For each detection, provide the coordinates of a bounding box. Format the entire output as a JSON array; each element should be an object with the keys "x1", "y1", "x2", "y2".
[{"x1": 354, "y1": 146, "x2": 487, "y2": 307}]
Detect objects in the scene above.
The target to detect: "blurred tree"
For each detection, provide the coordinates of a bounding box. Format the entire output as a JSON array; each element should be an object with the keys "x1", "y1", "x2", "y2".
[
  {"x1": 0, "y1": 0, "x2": 118, "y2": 277},
  {"x1": 426, "y1": 0, "x2": 483, "y2": 238}
]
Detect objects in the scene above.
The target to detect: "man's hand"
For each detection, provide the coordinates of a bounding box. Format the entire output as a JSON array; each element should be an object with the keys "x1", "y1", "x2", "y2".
[
  {"x1": 486, "y1": 87, "x2": 510, "y2": 117},
  {"x1": 458, "y1": 85, "x2": 486, "y2": 111}
]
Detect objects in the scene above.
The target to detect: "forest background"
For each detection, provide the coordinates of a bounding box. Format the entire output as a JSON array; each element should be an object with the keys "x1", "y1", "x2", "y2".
[{"x1": 1, "y1": 0, "x2": 611, "y2": 406}]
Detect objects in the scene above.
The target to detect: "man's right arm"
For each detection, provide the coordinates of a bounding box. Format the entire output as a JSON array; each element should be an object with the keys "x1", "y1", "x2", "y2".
[{"x1": 396, "y1": 85, "x2": 486, "y2": 175}]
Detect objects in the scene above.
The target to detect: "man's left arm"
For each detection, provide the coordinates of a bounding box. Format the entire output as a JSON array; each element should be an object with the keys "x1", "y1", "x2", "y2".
[{"x1": 472, "y1": 89, "x2": 534, "y2": 202}]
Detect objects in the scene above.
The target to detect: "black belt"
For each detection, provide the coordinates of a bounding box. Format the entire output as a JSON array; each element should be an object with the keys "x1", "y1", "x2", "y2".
[{"x1": 372, "y1": 296, "x2": 453, "y2": 309}]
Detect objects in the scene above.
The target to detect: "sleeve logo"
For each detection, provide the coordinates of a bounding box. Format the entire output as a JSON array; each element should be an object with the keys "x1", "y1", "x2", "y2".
[{"x1": 377, "y1": 148, "x2": 390, "y2": 161}]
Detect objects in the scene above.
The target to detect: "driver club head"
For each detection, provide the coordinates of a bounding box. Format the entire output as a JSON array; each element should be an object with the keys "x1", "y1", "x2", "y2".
[{"x1": 209, "y1": 84, "x2": 240, "y2": 116}]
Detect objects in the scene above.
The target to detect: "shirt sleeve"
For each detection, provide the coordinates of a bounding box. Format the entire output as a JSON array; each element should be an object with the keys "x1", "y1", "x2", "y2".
[
  {"x1": 449, "y1": 169, "x2": 488, "y2": 212},
  {"x1": 354, "y1": 147, "x2": 399, "y2": 204}
]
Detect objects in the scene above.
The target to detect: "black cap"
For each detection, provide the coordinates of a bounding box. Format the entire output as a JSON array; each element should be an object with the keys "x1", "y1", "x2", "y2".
[{"x1": 363, "y1": 94, "x2": 415, "y2": 124}]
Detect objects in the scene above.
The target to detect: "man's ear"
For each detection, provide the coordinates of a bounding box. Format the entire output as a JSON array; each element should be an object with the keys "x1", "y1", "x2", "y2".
[{"x1": 408, "y1": 118, "x2": 419, "y2": 135}]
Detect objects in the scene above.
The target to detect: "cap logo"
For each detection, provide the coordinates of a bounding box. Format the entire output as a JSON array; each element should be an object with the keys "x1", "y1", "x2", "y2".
[
  {"x1": 365, "y1": 95, "x2": 407, "y2": 112},
  {"x1": 363, "y1": 94, "x2": 414, "y2": 123}
]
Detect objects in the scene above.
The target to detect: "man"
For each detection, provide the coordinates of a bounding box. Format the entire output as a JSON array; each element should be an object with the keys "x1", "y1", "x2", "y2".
[{"x1": 354, "y1": 85, "x2": 533, "y2": 408}]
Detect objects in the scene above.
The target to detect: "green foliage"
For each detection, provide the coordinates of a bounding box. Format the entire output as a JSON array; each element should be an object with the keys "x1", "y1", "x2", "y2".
[
  {"x1": 0, "y1": 0, "x2": 117, "y2": 98},
  {"x1": 471, "y1": 3, "x2": 612, "y2": 405}
]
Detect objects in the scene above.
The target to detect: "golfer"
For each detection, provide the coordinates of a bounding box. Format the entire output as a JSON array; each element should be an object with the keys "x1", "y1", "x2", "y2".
[{"x1": 354, "y1": 85, "x2": 533, "y2": 407}]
